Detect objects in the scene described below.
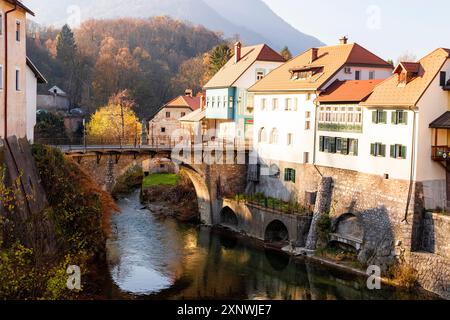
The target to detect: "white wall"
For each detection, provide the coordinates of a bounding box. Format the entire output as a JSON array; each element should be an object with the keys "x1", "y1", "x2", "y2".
[
  {"x1": 316, "y1": 107, "x2": 415, "y2": 180},
  {"x1": 324, "y1": 67, "x2": 393, "y2": 90},
  {"x1": 234, "y1": 61, "x2": 283, "y2": 89},
  {"x1": 26, "y1": 66, "x2": 37, "y2": 143},
  {"x1": 254, "y1": 93, "x2": 316, "y2": 164}
]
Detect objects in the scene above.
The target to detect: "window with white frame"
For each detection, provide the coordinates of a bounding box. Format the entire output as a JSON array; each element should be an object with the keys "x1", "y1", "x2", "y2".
[
  {"x1": 270, "y1": 128, "x2": 278, "y2": 144},
  {"x1": 285, "y1": 98, "x2": 292, "y2": 111},
  {"x1": 370, "y1": 142, "x2": 387, "y2": 157},
  {"x1": 369, "y1": 71, "x2": 375, "y2": 80},
  {"x1": 390, "y1": 144, "x2": 407, "y2": 159},
  {"x1": 318, "y1": 105, "x2": 363, "y2": 126},
  {"x1": 258, "y1": 127, "x2": 266, "y2": 143},
  {"x1": 261, "y1": 98, "x2": 266, "y2": 110}
]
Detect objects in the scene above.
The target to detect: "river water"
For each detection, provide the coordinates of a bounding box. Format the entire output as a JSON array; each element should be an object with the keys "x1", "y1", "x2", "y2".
[{"x1": 104, "y1": 190, "x2": 436, "y2": 300}]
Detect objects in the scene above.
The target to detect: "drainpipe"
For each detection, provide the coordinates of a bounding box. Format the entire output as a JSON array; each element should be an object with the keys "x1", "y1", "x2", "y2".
[
  {"x1": 403, "y1": 107, "x2": 418, "y2": 223},
  {"x1": 4, "y1": 1, "x2": 18, "y2": 138}
]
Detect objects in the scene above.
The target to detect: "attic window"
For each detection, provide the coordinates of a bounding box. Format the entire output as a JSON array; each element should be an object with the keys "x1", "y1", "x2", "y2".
[{"x1": 290, "y1": 66, "x2": 323, "y2": 80}]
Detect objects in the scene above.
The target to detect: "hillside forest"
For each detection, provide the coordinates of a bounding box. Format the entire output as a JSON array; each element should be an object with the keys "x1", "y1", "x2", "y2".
[{"x1": 27, "y1": 17, "x2": 236, "y2": 119}]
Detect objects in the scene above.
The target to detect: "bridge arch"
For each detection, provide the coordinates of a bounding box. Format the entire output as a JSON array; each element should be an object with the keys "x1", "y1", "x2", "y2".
[
  {"x1": 219, "y1": 206, "x2": 239, "y2": 229},
  {"x1": 330, "y1": 213, "x2": 364, "y2": 251},
  {"x1": 265, "y1": 220, "x2": 290, "y2": 244}
]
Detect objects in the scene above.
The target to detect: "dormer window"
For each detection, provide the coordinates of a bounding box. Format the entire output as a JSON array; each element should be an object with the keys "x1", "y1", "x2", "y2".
[
  {"x1": 394, "y1": 62, "x2": 420, "y2": 86},
  {"x1": 290, "y1": 66, "x2": 323, "y2": 81}
]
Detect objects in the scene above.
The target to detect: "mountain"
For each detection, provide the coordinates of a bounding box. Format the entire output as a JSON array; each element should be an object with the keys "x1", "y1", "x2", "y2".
[{"x1": 23, "y1": 0, "x2": 323, "y2": 54}]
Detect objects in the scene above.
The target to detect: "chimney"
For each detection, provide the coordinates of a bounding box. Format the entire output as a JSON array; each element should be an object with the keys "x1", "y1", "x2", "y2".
[
  {"x1": 340, "y1": 36, "x2": 348, "y2": 45},
  {"x1": 185, "y1": 89, "x2": 193, "y2": 97},
  {"x1": 234, "y1": 41, "x2": 242, "y2": 64},
  {"x1": 310, "y1": 48, "x2": 319, "y2": 64}
]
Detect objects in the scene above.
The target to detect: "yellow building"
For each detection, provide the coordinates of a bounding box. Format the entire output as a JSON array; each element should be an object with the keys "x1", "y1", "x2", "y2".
[{"x1": 0, "y1": 0, "x2": 34, "y2": 139}]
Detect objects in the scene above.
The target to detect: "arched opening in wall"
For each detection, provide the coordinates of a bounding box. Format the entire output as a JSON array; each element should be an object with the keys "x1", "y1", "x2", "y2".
[
  {"x1": 265, "y1": 220, "x2": 289, "y2": 244},
  {"x1": 330, "y1": 213, "x2": 364, "y2": 253},
  {"x1": 220, "y1": 206, "x2": 239, "y2": 228}
]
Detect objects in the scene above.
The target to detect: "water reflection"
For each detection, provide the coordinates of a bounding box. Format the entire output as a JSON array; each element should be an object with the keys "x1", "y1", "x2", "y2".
[{"x1": 106, "y1": 190, "x2": 436, "y2": 300}]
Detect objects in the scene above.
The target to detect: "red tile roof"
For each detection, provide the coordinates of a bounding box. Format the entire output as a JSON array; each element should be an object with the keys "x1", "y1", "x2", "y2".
[
  {"x1": 394, "y1": 62, "x2": 420, "y2": 74},
  {"x1": 164, "y1": 95, "x2": 201, "y2": 110},
  {"x1": 317, "y1": 80, "x2": 383, "y2": 103}
]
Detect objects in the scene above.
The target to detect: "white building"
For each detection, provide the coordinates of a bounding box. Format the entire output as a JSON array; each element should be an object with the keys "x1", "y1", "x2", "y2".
[
  {"x1": 248, "y1": 38, "x2": 393, "y2": 200},
  {"x1": 203, "y1": 42, "x2": 285, "y2": 143},
  {"x1": 362, "y1": 48, "x2": 450, "y2": 210},
  {"x1": 26, "y1": 57, "x2": 47, "y2": 143}
]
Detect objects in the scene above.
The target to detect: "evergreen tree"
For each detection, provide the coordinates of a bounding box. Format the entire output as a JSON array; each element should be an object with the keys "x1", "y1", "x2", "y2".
[
  {"x1": 208, "y1": 44, "x2": 232, "y2": 76},
  {"x1": 280, "y1": 46, "x2": 292, "y2": 61}
]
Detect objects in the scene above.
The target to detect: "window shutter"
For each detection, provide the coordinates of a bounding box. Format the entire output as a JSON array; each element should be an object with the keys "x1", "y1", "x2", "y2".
[
  {"x1": 370, "y1": 144, "x2": 375, "y2": 156},
  {"x1": 336, "y1": 138, "x2": 341, "y2": 153},
  {"x1": 372, "y1": 111, "x2": 377, "y2": 123},
  {"x1": 292, "y1": 170, "x2": 296, "y2": 183},
  {"x1": 380, "y1": 144, "x2": 386, "y2": 157},
  {"x1": 354, "y1": 140, "x2": 358, "y2": 156},
  {"x1": 381, "y1": 111, "x2": 387, "y2": 124},
  {"x1": 319, "y1": 136, "x2": 324, "y2": 152},
  {"x1": 390, "y1": 145, "x2": 396, "y2": 158},
  {"x1": 284, "y1": 169, "x2": 288, "y2": 181},
  {"x1": 402, "y1": 112, "x2": 408, "y2": 125},
  {"x1": 401, "y1": 146, "x2": 407, "y2": 159},
  {"x1": 391, "y1": 112, "x2": 397, "y2": 124}
]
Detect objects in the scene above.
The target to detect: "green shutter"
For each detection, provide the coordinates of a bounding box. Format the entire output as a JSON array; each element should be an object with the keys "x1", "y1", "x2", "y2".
[
  {"x1": 390, "y1": 145, "x2": 396, "y2": 158},
  {"x1": 401, "y1": 146, "x2": 407, "y2": 159},
  {"x1": 380, "y1": 144, "x2": 386, "y2": 157},
  {"x1": 370, "y1": 143, "x2": 375, "y2": 156},
  {"x1": 381, "y1": 111, "x2": 387, "y2": 124},
  {"x1": 284, "y1": 169, "x2": 288, "y2": 181},
  {"x1": 292, "y1": 170, "x2": 296, "y2": 183},
  {"x1": 336, "y1": 138, "x2": 341, "y2": 153},
  {"x1": 353, "y1": 140, "x2": 358, "y2": 156},
  {"x1": 372, "y1": 111, "x2": 377, "y2": 123},
  {"x1": 391, "y1": 111, "x2": 397, "y2": 124},
  {"x1": 402, "y1": 112, "x2": 408, "y2": 125},
  {"x1": 319, "y1": 136, "x2": 324, "y2": 152}
]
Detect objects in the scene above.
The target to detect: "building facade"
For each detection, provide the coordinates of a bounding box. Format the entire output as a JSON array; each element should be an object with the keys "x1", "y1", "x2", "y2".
[
  {"x1": 203, "y1": 42, "x2": 285, "y2": 144},
  {"x1": 0, "y1": 0, "x2": 34, "y2": 139},
  {"x1": 148, "y1": 90, "x2": 201, "y2": 146},
  {"x1": 248, "y1": 38, "x2": 394, "y2": 201},
  {"x1": 26, "y1": 57, "x2": 46, "y2": 142}
]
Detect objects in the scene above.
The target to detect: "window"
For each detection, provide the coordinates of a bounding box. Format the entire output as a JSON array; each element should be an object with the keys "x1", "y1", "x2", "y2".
[
  {"x1": 305, "y1": 111, "x2": 311, "y2": 118},
  {"x1": 229, "y1": 96, "x2": 234, "y2": 109},
  {"x1": 0, "y1": 13, "x2": 3, "y2": 36},
  {"x1": 181, "y1": 112, "x2": 186, "y2": 117},
  {"x1": 166, "y1": 112, "x2": 170, "y2": 118},
  {"x1": 284, "y1": 168, "x2": 296, "y2": 183},
  {"x1": 320, "y1": 136, "x2": 358, "y2": 156},
  {"x1": 440, "y1": 71, "x2": 447, "y2": 87},
  {"x1": 261, "y1": 98, "x2": 266, "y2": 110},
  {"x1": 270, "y1": 128, "x2": 279, "y2": 144},
  {"x1": 256, "y1": 69, "x2": 265, "y2": 81},
  {"x1": 15, "y1": 68, "x2": 20, "y2": 91},
  {"x1": 285, "y1": 98, "x2": 292, "y2": 111},
  {"x1": 258, "y1": 127, "x2": 266, "y2": 143},
  {"x1": 369, "y1": 71, "x2": 375, "y2": 80},
  {"x1": 370, "y1": 143, "x2": 387, "y2": 157},
  {"x1": 355, "y1": 70, "x2": 361, "y2": 80},
  {"x1": 287, "y1": 133, "x2": 293, "y2": 146},
  {"x1": 16, "y1": 20, "x2": 21, "y2": 42},
  {"x1": 392, "y1": 110, "x2": 408, "y2": 125},
  {"x1": 306, "y1": 93, "x2": 311, "y2": 101},
  {"x1": 272, "y1": 98, "x2": 278, "y2": 110},
  {"x1": 223, "y1": 96, "x2": 227, "y2": 108},
  {"x1": 0, "y1": 65, "x2": 3, "y2": 90},
  {"x1": 372, "y1": 110, "x2": 387, "y2": 124},
  {"x1": 206, "y1": 97, "x2": 210, "y2": 107},
  {"x1": 390, "y1": 144, "x2": 407, "y2": 159},
  {"x1": 344, "y1": 67, "x2": 352, "y2": 74},
  {"x1": 211, "y1": 96, "x2": 215, "y2": 108},
  {"x1": 305, "y1": 121, "x2": 311, "y2": 130},
  {"x1": 161, "y1": 127, "x2": 166, "y2": 133}
]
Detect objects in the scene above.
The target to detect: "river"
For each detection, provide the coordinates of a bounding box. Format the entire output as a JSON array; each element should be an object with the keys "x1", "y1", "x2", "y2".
[{"x1": 104, "y1": 190, "x2": 436, "y2": 300}]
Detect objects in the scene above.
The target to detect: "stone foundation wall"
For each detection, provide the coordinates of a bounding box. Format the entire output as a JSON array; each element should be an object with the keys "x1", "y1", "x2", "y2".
[
  {"x1": 411, "y1": 252, "x2": 450, "y2": 299},
  {"x1": 421, "y1": 212, "x2": 450, "y2": 260},
  {"x1": 255, "y1": 160, "x2": 424, "y2": 269}
]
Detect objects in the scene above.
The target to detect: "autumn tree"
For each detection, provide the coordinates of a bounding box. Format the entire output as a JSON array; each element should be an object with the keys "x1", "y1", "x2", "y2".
[
  {"x1": 87, "y1": 91, "x2": 142, "y2": 145},
  {"x1": 171, "y1": 54, "x2": 209, "y2": 95},
  {"x1": 207, "y1": 44, "x2": 232, "y2": 77},
  {"x1": 280, "y1": 46, "x2": 292, "y2": 61}
]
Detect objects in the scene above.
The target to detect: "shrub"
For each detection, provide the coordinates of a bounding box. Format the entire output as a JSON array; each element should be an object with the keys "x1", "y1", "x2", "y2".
[{"x1": 389, "y1": 263, "x2": 418, "y2": 290}]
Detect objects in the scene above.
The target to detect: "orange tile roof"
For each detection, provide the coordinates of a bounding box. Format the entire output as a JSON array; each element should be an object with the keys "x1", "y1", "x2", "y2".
[
  {"x1": 249, "y1": 43, "x2": 392, "y2": 93},
  {"x1": 204, "y1": 44, "x2": 285, "y2": 89},
  {"x1": 363, "y1": 48, "x2": 450, "y2": 107},
  {"x1": 317, "y1": 80, "x2": 383, "y2": 103},
  {"x1": 164, "y1": 95, "x2": 201, "y2": 110}
]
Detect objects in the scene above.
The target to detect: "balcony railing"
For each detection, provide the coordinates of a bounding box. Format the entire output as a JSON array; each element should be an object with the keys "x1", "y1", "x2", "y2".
[{"x1": 432, "y1": 146, "x2": 450, "y2": 161}]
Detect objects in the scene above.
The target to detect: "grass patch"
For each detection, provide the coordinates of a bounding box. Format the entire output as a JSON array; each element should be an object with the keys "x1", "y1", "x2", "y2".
[{"x1": 143, "y1": 173, "x2": 180, "y2": 188}]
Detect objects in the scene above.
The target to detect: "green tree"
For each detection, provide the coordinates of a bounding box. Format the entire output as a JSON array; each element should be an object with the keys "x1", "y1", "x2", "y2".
[
  {"x1": 280, "y1": 46, "x2": 292, "y2": 61},
  {"x1": 208, "y1": 44, "x2": 232, "y2": 76},
  {"x1": 34, "y1": 112, "x2": 68, "y2": 143}
]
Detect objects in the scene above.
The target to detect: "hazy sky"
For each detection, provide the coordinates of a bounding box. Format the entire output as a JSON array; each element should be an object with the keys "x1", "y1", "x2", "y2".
[{"x1": 263, "y1": 0, "x2": 450, "y2": 61}]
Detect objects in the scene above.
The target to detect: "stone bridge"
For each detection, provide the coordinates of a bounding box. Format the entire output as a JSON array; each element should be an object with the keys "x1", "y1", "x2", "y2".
[{"x1": 62, "y1": 146, "x2": 249, "y2": 226}]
